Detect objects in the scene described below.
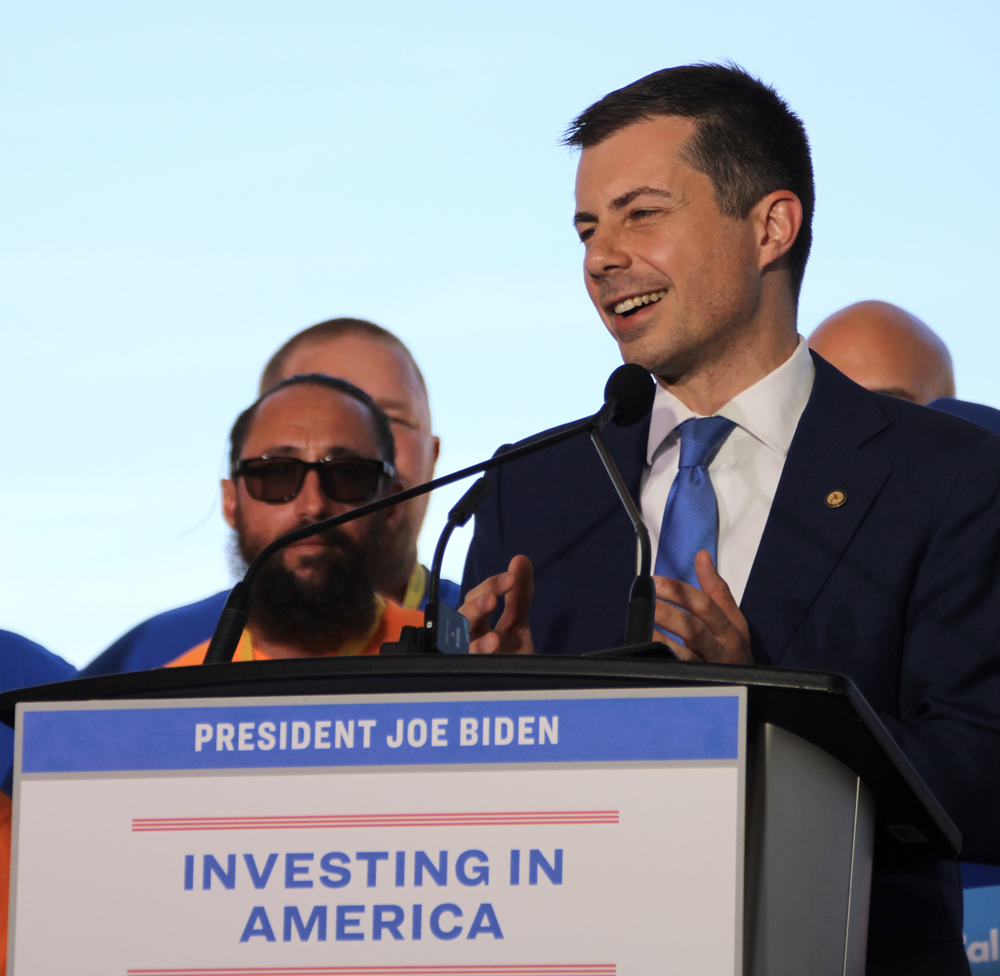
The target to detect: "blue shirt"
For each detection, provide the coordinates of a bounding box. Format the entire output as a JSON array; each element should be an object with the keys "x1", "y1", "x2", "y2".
[{"x1": 1, "y1": 629, "x2": 77, "y2": 795}]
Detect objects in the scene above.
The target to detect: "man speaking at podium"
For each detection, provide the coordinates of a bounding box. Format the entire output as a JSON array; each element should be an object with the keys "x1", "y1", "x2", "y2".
[{"x1": 462, "y1": 65, "x2": 998, "y2": 973}]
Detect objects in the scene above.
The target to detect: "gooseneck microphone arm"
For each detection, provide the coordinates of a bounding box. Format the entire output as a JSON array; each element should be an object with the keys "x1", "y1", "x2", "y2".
[
  {"x1": 589, "y1": 424, "x2": 652, "y2": 578},
  {"x1": 589, "y1": 409, "x2": 655, "y2": 646},
  {"x1": 428, "y1": 477, "x2": 494, "y2": 606},
  {"x1": 204, "y1": 404, "x2": 619, "y2": 664}
]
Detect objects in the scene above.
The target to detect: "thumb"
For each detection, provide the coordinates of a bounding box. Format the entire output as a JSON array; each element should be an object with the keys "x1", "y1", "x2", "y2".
[
  {"x1": 694, "y1": 550, "x2": 739, "y2": 616},
  {"x1": 497, "y1": 554, "x2": 534, "y2": 629}
]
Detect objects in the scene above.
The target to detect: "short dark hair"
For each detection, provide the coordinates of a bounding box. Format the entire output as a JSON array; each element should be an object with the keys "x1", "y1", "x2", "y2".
[
  {"x1": 564, "y1": 63, "x2": 815, "y2": 296},
  {"x1": 228, "y1": 373, "x2": 396, "y2": 477},
  {"x1": 259, "y1": 317, "x2": 429, "y2": 400}
]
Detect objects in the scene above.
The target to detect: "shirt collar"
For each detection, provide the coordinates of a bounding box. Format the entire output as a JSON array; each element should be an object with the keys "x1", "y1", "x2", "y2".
[{"x1": 646, "y1": 336, "x2": 815, "y2": 464}]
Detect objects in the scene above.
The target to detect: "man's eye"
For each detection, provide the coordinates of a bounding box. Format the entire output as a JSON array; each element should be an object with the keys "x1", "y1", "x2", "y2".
[
  {"x1": 578, "y1": 227, "x2": 595, "y2": 242},
  {"x1": 631, "y1": 208, "x2": 658, "y2": 219},
  {"x1": 389, "y1": 416, "x2": 416, "y2": 430}
]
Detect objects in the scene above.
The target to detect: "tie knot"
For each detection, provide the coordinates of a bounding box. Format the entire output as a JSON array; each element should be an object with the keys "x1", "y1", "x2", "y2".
[{"x1": 676, "y1": 416, "x2": 736, "y2": 468}]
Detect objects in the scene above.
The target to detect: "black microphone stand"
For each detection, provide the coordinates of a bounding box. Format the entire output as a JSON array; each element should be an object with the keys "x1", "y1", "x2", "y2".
[{"x1": 589, "y1": 422, "x2": 655, "y2": 646}]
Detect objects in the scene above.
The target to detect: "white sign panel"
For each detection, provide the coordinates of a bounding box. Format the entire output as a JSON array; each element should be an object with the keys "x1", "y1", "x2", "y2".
[{"x1": 10, "y1": 686, "x2": 745, "y2": 975}]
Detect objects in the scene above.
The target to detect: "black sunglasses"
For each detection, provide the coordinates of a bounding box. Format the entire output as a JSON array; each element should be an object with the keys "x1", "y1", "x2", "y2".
[{"x1": 235, "y1": 455, "x2": 395, "y2": 505}]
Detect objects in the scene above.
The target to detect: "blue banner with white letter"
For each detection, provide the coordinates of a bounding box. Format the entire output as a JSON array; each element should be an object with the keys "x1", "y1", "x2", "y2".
[{"x1": 20, "y1": 692, "x2": 740, "y2": 773}]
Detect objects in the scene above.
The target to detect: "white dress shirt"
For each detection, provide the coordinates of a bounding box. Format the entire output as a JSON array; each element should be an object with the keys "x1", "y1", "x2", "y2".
[{"x1": 640, "y1": 337, "x2": 815, "y2": 605}]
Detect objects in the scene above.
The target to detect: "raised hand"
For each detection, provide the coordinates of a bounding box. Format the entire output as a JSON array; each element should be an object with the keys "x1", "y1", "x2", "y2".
[
  {"x1": 652, "y1": 550, "x2": 752, "y2": 664},
  {"x1": 459, "y1": 555, "x2": 535, "y2": 655}
]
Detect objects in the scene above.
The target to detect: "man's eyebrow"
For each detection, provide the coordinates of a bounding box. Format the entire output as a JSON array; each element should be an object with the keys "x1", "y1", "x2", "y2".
[
  {"x1": 254, "y1": 445, "x2": 304, "y2": 458},
  {"x1": 253, "y1": 445, "x2": 362, "y2": 459},
  {"x1": 610, "y1": 187, "x2": 673, "y2": 211},
  {"x1": 573, "y1": 187, "x2": 674, "y2": 226}
]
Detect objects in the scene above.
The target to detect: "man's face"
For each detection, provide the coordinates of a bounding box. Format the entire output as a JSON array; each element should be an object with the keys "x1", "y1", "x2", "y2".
[
  {"x1": 574, "y1": 117, "x2": 764, "y2": 380},
  {"x1": 222, "y1": 383, "x2": 402, "y2": 580}
]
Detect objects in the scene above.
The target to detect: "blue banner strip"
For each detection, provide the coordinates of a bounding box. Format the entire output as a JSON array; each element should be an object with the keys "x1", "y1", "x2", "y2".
[{"x1": 20, "y1": 694, "x2": 740, "y2": 773}]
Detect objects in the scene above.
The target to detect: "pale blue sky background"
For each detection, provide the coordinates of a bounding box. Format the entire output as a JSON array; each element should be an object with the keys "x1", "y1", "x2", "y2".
[{"x1": 2, "y1": 0, "x2": 997, "y2": 667}]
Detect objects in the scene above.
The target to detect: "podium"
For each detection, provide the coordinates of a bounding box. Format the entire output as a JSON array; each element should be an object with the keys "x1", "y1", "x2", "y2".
[{"x1": 1, "y1": 651, "x2": 960, "y2": 975}]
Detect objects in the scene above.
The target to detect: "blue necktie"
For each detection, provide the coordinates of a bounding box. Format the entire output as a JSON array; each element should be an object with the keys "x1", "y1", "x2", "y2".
[{"x1": 654, "y1": 416, "x2": 736, "y2": 588}]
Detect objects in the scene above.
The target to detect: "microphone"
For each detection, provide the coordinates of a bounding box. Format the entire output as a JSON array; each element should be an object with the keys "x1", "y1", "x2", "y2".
[
  {"x1": 202, "y1": 365, "x2": 657, "y2": 664},
  {"x1": 591, "y1": 364, "x2": 657, "y2": 645}
]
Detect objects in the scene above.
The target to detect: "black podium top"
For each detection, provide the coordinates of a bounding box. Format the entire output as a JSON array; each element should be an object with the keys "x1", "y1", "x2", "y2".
[{"x1": 0, "y1": 649, "x2": 960, "y2": 865}]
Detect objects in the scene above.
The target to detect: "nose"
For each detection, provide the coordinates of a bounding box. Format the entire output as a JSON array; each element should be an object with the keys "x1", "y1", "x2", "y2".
[
  {"x1": 583, "y1": 223, "x2": 632, "y2": 282},
  {"x1": 292, "y1": 469, "x2": 338, "y2": 522}
]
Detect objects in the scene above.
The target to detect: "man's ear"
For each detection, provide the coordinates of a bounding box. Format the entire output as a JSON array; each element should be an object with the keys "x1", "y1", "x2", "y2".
[
  {"x1": 753, "y1": 189, "x2": 803, "y2": 271},
  {"x1": 222, "y1": 479, "x2": 238, "y2": 529},
  {"x1": 431, "y1": 435, "x2": 441, "y2": 467}
]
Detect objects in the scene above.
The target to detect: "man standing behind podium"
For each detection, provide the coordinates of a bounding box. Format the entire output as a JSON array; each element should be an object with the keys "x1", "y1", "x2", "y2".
[
  {"x1": 169, "y1": 373, "x2": 422, "y2": 665},
  {"x1": 462, "y1": 64, "x2": 998, "y2": 974}
]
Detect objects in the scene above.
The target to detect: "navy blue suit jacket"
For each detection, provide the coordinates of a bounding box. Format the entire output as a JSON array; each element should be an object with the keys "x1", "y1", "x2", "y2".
[{"x1": 464, "y1": 354, "x2": 999, "y2": 969}]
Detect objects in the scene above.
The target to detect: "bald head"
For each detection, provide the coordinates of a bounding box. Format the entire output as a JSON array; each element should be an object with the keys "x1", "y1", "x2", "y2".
[{"x1": 808, "y1": 301, "x2": 955, "y2": 404}]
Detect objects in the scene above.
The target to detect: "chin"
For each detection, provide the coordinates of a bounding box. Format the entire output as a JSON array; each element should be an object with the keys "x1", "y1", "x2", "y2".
[{"x1": 617, "y1": 331, "x2": 673, "y2": 372}]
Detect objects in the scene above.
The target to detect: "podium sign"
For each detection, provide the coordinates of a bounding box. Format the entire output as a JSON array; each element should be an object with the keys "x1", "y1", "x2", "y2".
[{"x1": 10, "y1": 687, "x2": 746, "y2": 975}]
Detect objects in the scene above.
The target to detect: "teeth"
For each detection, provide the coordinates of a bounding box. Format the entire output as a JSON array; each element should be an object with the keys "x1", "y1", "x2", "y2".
[{"x1": 614, "y1": 290, "x2": 666, "y2": 315}]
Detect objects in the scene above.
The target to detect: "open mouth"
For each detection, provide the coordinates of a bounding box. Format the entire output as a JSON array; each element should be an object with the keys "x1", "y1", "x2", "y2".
[{"x1": 610, "y1": 289, "x2": 668, "y2": 318}]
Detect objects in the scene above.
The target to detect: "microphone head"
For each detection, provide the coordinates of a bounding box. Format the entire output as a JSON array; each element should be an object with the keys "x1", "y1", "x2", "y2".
[{"x1": 604, "y1": 363, "x2": 656, "y2": 427}]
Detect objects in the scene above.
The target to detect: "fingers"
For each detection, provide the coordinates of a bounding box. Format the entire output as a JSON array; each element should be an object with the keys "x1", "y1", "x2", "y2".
[
  {"x1": 462, "y1": 570, "x2": 516, "y2": 607},
  {"x1": 459, "y1": 590, "x2": 496, "y2": 641},
  {"x1": 459, "y1": 571, "x2": 516, "y2": 640},
  {"x1": 653, "y1": 596, "x2": 713, "y2": 655},
  {"x1": 694, "y1": 551, "x2": 740, "y2": 622},
  {"x1": 458, "y1": 556, "x2": 536, "y2": 656},
  {"x1": 469, "y1": 631, "x2": 501, "y2": 655},
  {"x1": 654, "y1": 574, "x2": 730, "y2": 638},
  {"x1": 495, "y1": 555, "x2": 534, "y2": 633},
  {"x1": 652, "y1": 561, "x2": 752, "y2": 665},
  {"x1": 694, "y1": 551, "x2": 751, "y2": 646}
]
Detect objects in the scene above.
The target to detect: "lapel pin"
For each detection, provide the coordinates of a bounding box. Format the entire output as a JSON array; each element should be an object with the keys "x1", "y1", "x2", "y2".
[{"x1": 825, "y1": 490, "x2": 847, "y2": 508}]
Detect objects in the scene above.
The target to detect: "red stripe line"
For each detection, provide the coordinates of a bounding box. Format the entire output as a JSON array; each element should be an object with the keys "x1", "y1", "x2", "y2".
[
  {"x1": 134, "y1": 817, "x2": 615, "y2": 823},
  {"x1": 132, "y1": 811, "x2": 619, "y2": 832},
  {"x1": 131, "y1": 810, "x2": 612, "y2": 819},
  {"x1": 127, "y1": 968, "x2": 616, "y2": 975},
  {"x1": 134, "y1": 816, "x2": 615, "y2": 821},
  {"x1": 132, "y1": 811, "x2": 616, "y2": 822}
]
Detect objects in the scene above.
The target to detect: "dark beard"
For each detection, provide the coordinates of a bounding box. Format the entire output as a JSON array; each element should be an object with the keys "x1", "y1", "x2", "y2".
[{"x1": 232, "y1": 519, "x2": 385, "y2": 654}]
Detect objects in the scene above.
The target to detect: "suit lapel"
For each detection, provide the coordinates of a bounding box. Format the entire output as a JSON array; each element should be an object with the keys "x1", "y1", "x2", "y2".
[{"x1": 741, "y1": 356, "x2": 894, "y2": 665}]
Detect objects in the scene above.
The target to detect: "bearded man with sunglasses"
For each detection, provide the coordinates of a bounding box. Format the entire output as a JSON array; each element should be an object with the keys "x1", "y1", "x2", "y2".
[{"x1": 168, "y1": 374, "x2": 423, "y2": 665}]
